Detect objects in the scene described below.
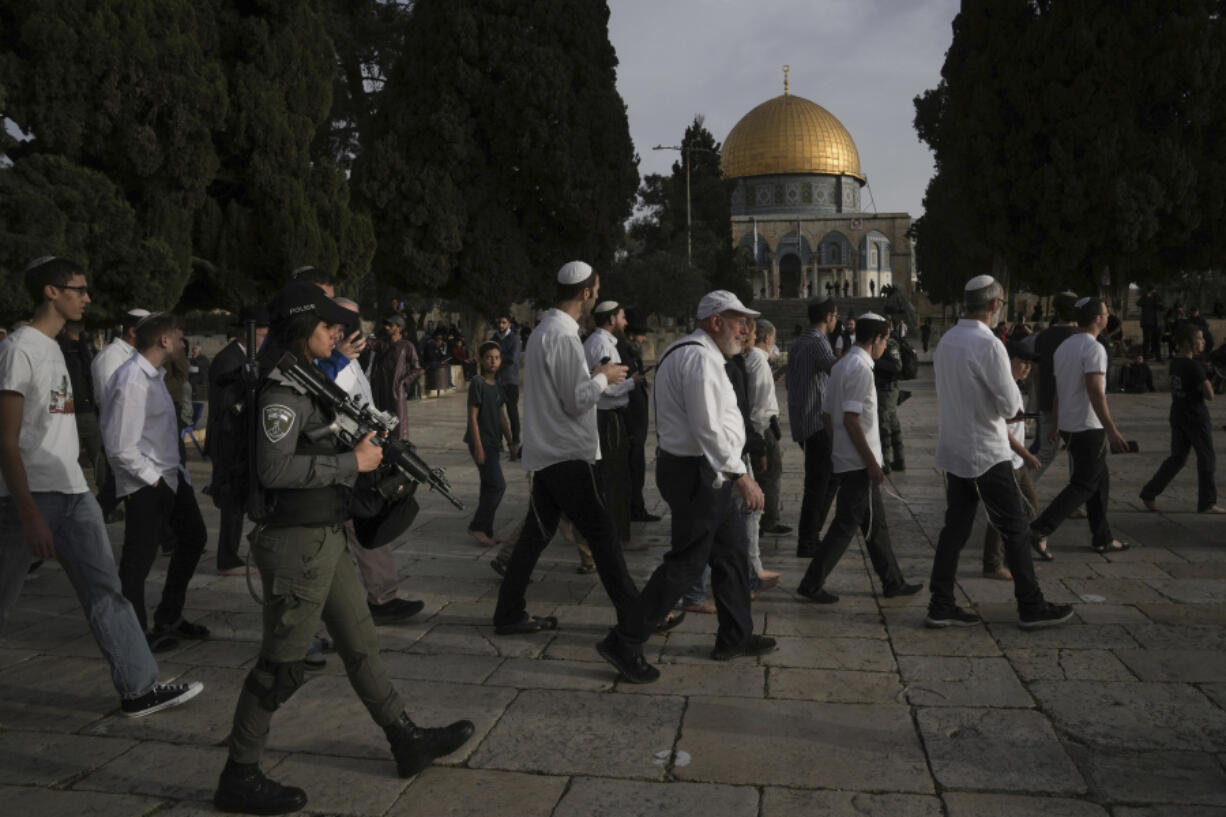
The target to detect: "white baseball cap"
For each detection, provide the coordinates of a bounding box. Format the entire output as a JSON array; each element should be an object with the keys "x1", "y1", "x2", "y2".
[{"x1": 697, "y1": 290, "x2": 760, "y2": 320}]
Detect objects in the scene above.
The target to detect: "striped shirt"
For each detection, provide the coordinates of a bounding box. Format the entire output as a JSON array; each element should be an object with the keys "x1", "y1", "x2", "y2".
[{"x1": 785, "y1": 328, "x2": 836, "y2": 442}]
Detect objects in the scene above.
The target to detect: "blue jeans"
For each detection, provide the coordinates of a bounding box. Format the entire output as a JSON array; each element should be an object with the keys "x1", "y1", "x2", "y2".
[
  {"x1": 469, "y1": 450, "x2": 506, "y2": 537},
  {"x1": 0, "y1": 492, "x2": 158, "y2": 699}
]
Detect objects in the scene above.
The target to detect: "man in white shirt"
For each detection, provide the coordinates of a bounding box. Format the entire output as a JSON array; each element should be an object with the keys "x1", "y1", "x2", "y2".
[
  {"x1": 492, "y1": 261, "x2": 638, "y2": 635},
  {"x1": 928, "y1": 275, "x2": 1073, "y2": 630},
  {"x1": 747, "y1": 319, "x2": 788, "y2": 538},
  {"x1": 89, "y1": 307, "x2": 149, "y2": 520},
  {"x1": 1030, "y1": 297, "x2": 1130, "y2": 553},
  {"x1": 797, "y1": 314, "x2": 921, "y2": 604},
  {"x1": 583, "y1": 301, "x2": 642, "y2": 549},
  {"x1": 102, "y1": 312, "x2": 210, "y2": 651},
  {"x1": 0, "y1": 256, "x2": 202, "y2": 717},
  {"x1": 598, "y1": 290, "x2": 775, "y2": 685}
]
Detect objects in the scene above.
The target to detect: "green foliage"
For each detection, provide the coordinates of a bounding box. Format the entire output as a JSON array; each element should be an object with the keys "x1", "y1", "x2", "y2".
[
  {"x1": 914, "y1": 0, "x2": 1226, "y2": 302},
  {"x1": 619, "y1": 116, "x2": 751, "y2": 318},
  {"x1": 359, "y1": 0, "x2": 638, "y2": 313}
]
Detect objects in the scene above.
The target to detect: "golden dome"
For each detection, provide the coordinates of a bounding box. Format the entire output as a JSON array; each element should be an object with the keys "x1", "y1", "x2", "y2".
[{"x1": 721, "y1": 93, "x2": 864, "y2": 182}]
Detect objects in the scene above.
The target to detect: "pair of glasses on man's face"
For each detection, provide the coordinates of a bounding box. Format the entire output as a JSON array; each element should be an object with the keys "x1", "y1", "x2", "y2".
[{"x1": 58, "y1": 284, "x2": 91, "y2": 296}]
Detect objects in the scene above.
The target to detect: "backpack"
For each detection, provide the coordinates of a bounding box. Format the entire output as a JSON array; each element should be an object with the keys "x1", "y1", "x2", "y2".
[{"x1": 899, "y1": 338, "x2": 918, "y2": 380}]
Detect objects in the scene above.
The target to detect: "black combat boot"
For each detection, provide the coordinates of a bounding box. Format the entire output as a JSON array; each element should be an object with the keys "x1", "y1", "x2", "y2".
[
  {"x1": 384, "y1": 712, "x2": 476, "y2": 778},
  {"x1": 214, "y1": 758, "x2": 308, "y2": 815}
]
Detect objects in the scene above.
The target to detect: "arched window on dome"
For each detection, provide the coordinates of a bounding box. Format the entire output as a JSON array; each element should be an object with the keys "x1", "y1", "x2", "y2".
[
  {"x1": 818, "y1": 231, "x2": 852, "y2": 267},
  {"x1": 870, "y1": 245, "x2": 879, "y2": 269}
]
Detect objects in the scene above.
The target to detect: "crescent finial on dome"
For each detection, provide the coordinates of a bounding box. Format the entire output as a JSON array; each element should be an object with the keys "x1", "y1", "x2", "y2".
[{"x1": 783, "y1": 64, "x2": 790, "y2": 96}]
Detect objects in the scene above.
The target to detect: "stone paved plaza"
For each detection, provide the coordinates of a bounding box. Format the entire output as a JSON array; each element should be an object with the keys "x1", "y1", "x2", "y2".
[{"x1": 3, "y1": 365, "x2": 1226, "y2": 816}]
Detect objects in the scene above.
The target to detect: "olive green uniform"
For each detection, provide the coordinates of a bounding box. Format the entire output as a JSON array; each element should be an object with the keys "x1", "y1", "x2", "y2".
[{"x1": 227, "y1": 367, "x2": 404, "y2": 764}]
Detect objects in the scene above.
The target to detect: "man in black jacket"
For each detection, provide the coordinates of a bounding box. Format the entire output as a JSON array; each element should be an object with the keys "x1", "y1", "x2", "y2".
[{"x1": 619, "y1": 308, "x2": 659, "y2": 522}]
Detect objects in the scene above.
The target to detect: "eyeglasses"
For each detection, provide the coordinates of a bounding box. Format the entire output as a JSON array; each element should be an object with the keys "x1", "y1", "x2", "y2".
[{"x1": 58, "y1": 284, "x2": 91, "y2": 296}]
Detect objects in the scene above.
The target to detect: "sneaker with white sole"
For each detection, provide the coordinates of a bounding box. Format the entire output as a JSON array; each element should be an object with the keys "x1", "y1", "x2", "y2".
[
  {"x1": 1018, "y1": 602, "x2": 1075, "y2": 630},
  {"x1": 121, "y1": 680, "x2": 203, "y2": 718},
  {"x1": 924, "y1": 605, "x2": 982, "y2": 628}
]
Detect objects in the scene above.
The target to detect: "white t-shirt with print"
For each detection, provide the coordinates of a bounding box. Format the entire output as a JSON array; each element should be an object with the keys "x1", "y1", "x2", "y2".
[
  {"x1": 0, "y1": 326, "x2": 90, "y2": 496},
  {"x1": 1054, "y1": 332, "x2": 1107, "y2": 432}
]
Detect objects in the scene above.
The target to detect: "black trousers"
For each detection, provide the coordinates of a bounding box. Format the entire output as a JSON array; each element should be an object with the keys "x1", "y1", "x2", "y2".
[
  {"x1": 1142, "y1": 411, "x2": 1217, "y2": 511},
  {"x1": 1142, "y1": 323, "x2": 1161, "y2": 360},
  {"x1": 930, "y1": 461, "x2": 1045, "y2": 614},
  {"x1": 597, "y1": 409, "x2": 631, "y2": 541},
  {"x1": 627, "y1": 416, "x2": 649, "y2": 517},
  {"x1": 799, "y1": 470, "x2": 904, "y2": 592},
  {"x1": 216, "y1": 499, "x2": 246, "y2": 571},
  {"x1": 493, "y1": 460, "x2": 638, "y2": 627},
  {"x1": 613, "y1": 452, "x2": 753, "y2": 651},
  {"x1": 119, "y1": 478, "x2": 207, "y2": 631},
  {"x1": 797, "y1": 430, "x2": 837, "y2": 547},
  {"x1": 501, "y1": 384, "x2": 521, "y2": 445},
  {"x1": 1032, "y1": 429, "x2": 1113, "y2": 547}
]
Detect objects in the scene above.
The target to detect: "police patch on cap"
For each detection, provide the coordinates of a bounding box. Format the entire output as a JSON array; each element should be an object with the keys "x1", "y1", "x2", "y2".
[{"x1": 262, "y1": 404, "x2": 296, "y2": 443}]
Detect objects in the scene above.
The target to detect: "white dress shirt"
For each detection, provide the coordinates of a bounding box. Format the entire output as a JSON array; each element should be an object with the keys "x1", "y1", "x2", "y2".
[
  {"x1": 520, "y1": 308, "x2": 608, "y2": 472},
  {"x1": 101, "y1": 353, "x2": 188, "y2": 498},
  {"x1": 1006, "y1": 381, "x2": 1026, "y2": 469},
  {"x1": 1054, "y1": 332, "x2": 1106, "y2": 432},
  {"x1": 744, "y1": 346, "x2": 778, "y2": 436},
  {"x1": 583, "y1": 327, "x2": 634, "y2": 410},
  {"x1": 933, "y1": 319, "x2": 1022, "y2": 479},
  {"x1": 654, "y1": 329, "x2": 746, "y2": 486},
  {"x1": 90, "y1": 336, "x2": 136, "y2": 411},
  {"x1": 827, "y1": 345, "x2": 883, "y2": 473}
]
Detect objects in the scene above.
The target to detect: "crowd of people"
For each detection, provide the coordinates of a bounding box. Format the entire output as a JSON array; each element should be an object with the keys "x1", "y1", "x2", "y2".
[{"x1": 1, "y1": 254, "x2": 1222, "y2": 814}]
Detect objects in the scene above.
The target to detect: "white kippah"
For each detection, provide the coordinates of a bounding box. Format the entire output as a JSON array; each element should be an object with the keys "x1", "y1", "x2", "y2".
[
  {"x1": 23, "y1": 255, "x2": 59, "y2": 272},
  {"x1": 127, "y1": 308, "x2": 152, "y2": 319},
  {"x1": 557, "y1": 260, "x2": 593, "y2": 285},
  {"x1": 1075, "y1": 296, "x2": 1091, "y2": 308},
  {"x1": 594, "y1": 300, "x2": 619, "y2": 314},
  {"x1": 965, "y1": 274, "x2": 996, "y2": 291},
  {"x1": 859, "y1": 311, "x2": 887, "y2": 322}
]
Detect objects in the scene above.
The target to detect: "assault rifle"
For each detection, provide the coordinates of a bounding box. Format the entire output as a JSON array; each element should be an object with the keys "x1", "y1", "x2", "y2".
[{"x1": 275, "y1": 352, "x2": 465, "y2": 510}]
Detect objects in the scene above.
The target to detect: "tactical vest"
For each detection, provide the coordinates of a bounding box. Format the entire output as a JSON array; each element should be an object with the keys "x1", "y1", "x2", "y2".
[{"x1": 258, "y1": 384, "x2": 351, "y2": 527}]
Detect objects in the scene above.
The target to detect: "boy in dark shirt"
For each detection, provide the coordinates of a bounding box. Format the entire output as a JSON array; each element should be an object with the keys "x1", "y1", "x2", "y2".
[
  {"x1": 465, "y1": 341, "x2": 515, "y2": 545},
  {"x1": 1118, "y1": 348, "x2": 1155, "y2": 394},
  {"x1": 1141, "y1": 325, "x2": 1224, "y2": 514}
]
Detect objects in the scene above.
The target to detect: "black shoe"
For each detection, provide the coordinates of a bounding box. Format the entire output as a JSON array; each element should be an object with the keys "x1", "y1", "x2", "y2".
[
  {"x1": 897, "y1": 390, "x2": 912, "y2": 406},
  {"x1": 710, "y1": 634, "x2": 777, "y2": 661},
  {"x1": 145, "y1": 630, "x2": 180, "y2": 653},
  {"x1": 881, "y1": 463, "x2": 892, "y2": 475},
  {"x1": 121, "y1": 680, "x2": 204, "y2": 718},
  {"x1": 796, "y1": 543, "x2": 817, "y2": 559},
  {"x1": 153, "y1": 617, "x2": 210, "y2": 640},
  {"x1": 490, "y1": 558, "x2": 508, "y2": 577},
  {"x1": 214, "y1": 759, "x2": 307, "y2": 815},
  {"x1": 369, "y1": 598, "x2": 425, "y2": 625},
  {"x1": 883, "y1": 581, "x2": 923, "y2": 598},
  {"x1": 596, "y1": 633, "x2": 660, "y2": 683},
  {"x1": 759, "y1": 524, "x2": 793, "y2": 536},
  {"x1": 796, "y1": 585, "x2": 839, "y2": 604},
  {"x1": 384, "y1": 713, "x2": 476, "y2": 778},
  {"x1": 1019, "y1": 602, "x2": 1075, "y2": 630},
  {"x1": 631, "y1": 512, "x2": 662, "y2": 522},
  {"x1": 924, "y1": 606, "x2": 982, "y2": 628},
  {"x1": 890, "y1": 460, "x2": 906, "y2": 471}
]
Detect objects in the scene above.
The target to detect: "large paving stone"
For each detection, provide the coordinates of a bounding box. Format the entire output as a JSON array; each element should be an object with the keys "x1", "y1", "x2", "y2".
[
  {"x1": 468, "y1": 688, "x2": 685, "y2": 779},
  {"x1": 1069, "y1": 746, "x2": 1226, "y2": 805},
  {"x1": 0, "y1": 655, "x2": 116, "y2": 731},
  {"x1": 1070, "y1": 603, "x2": 1150, "y2": 624},
  {"x1": 74, "y1": 741, "x2": 254, "y2": 801},
  {"x1": 553, "y1": 777, "x2": 759, "y2": 817},
  {"x1": 1147, "y1": 579, "x2": 1226, "y2": 603},
  {"x1": 767, "y1": 667, "x2": 903, "y2": 704},
  {"x1": 1115, "y1": 649, "x2": 1226, "y2": 682},
  {"x1": 989, "y1": 622, "x2": 1140, "y2": 650},
  {"x1": 762, "y1": 609, "x2": 887, "y2": 639},
  {"x1": 409, "y1": 624, "x2": 547, "y2": 658},
  {"x1": 1125, "y1": 623, "x2": 1226, "y2": 650},
  {"x1": 942, "y1": 792, "x2": 1108, "y2": 816},
  {"x1": 485, "y1": 657, "x2": 614, "y2": 692},
  {"x1": 1061, "y1": 578, "x2": 1169, "y2": 604},
  {"x1": 1135, "y1": 604, "x2": 1226, "y2": 625},
  {"x1": 762, "y1": 788, "x2": 941, "y2": 816},
  {"x1": 898, "y1": 656, "x2": 1033, "y2": 707},
  {"x1": 916, "y1": 707, "x2": 1086, "y2": 794},
  {"x1": 381, "y1": 651, "x2": 504, "y2": 684},
  {"x1": 0, "y1": 784, "x2": 166, "y2": 817},
  {"x1": 675, "y1": 696, "x2": 932, "y2": 792},
  {"x1": 266, "y1": 752, "x2": 409, "y2": 814},
  {"x1": 1006, "y1": 648, "x2": 1136, "y2": 682},
  {"x1": 886, "y1": 619, "x2": 1003, "y2": 657},
  {"x1": 618, "y1": 661, "x2": 764, "y2": 698},
  {"x1": 264, "y1": 675, "x2": 514, "y2": 762},
  {"x1": 0, "y1": 647, "x2": 34, "y2": 671},
  {"x1": 1031, "y1": 680, "x2": 1226, "y2": 751},
  {"x1": 392, "y1": 767, "x2": 566, "y2": 817},
  {"x1": 760, "y1": 635, "x2": 898, "y2": 671},
  {"x1": 0, "y1": 730, "x2": 136, "y2": 786},
  {"x1": 1113, "y1": 809, "x2": 1226, "y2": 817}
]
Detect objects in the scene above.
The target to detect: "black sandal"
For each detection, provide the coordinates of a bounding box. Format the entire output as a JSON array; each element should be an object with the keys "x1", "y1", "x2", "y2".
[
  {"x1": 1092, "y1": 539, "x2": 1130, "y2": 554},
  {"x1": 1030, "y1": 534, "x2": 1054, "y2": 562},
  {"x1": 494, "y1": 615, "x2": 558, "y2": 636},
  {"x1": 655, "y1": 610, "x2": 686, "y2": 633}
]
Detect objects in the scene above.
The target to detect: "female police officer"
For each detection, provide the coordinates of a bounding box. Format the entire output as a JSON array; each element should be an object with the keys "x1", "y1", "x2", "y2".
[{"x1": 214, "y1": 281, "x2": 473, "y2": 815}]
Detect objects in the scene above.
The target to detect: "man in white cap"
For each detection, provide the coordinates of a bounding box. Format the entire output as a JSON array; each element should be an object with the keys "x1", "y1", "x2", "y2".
[
  {"x1": 597, "y1": 290, "x2": 775, "y2": 684},
  {"x1": 1030, "y1": 296, "x2": 1131, "y2": 553},
  {"x1": 90, "y1": 306, "x2": 151, "y2": 520},
  {"x1": 492, "y1": 261, "x2": 640, "y2": 635},
  {"x1": 583, "y1": 300, "x2": 642, "y2": 550},
  {"x1": 796, "y1": 313, "x2": 921, "y2": 604},
  {"x1": 927, "y1": 274, "x2": 1073, "y2": 630}
]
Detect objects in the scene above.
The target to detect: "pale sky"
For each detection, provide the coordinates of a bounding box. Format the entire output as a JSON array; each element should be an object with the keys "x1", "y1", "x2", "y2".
[{"x1": 608, "y1": 0, "x2": 962, "y2": 220}]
